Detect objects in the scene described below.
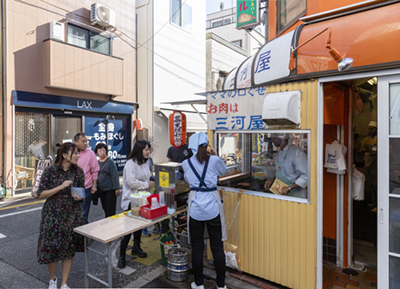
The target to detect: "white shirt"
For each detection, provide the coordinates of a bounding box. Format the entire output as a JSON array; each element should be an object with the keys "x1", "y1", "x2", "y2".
[
  {"x1": 276, "y1": 145, "x2": 308, "y2": 188},
  {"x1": 121, "y1": 159, "x2": 150, "y2": 210}
]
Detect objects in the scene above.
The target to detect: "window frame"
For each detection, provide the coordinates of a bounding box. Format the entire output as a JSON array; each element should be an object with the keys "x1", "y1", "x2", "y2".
[
  {"x1": 214, "y1": 129, "x2": 311, "y2": 204},
  {"x1": 170, "y1": 0, "x2": 192, "y2": 32},
  {"x1": 66, "y1": 23, "x2": 111, "y2": 56},
  {"x1": 231, "y1": 39, "x2": 242, "y2": 48},
  {"x1": 276, "y1": 0, "x2": 307, "y2": 36}
]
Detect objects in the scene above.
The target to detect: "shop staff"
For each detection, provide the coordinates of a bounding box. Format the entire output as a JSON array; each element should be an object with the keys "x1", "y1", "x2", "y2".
[
  {"x1": 264, "y1": 133, "x2": 308, "y2": 198},
  {"x1": 182, "y1": 132, "x2": 228, "y2": 289}
]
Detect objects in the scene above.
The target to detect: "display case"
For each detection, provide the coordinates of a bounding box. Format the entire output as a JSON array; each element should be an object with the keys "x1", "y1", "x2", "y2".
[{"x1": 216, "y1": 130, "x2": 310, "y2": 199}]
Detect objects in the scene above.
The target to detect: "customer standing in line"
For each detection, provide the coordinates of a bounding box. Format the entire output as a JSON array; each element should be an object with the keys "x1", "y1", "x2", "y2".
[
  {"x1": 118, "y1": 140, "x2": 155, "y2": 268},
  {"x1": 74, "y1": 132, "x2": 99, "y2": 224},
  {"x1": 181, "y1": 132, "x2": 228, "y2": 289},
  {"x1": 95, "y1": 143, "x2": 120, "y2": 218},
  {"x1": 37, "y1": 142, "x2": 84, "y2": 289}
]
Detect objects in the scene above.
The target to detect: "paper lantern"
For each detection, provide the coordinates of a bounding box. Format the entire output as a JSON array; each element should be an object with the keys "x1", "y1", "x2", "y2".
[{"x1": 169, "y1": 111, "x2": 186, "y2": 148}]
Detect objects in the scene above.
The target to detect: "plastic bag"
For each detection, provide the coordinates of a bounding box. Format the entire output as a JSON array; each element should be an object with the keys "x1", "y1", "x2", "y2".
[
  {"x1": 352, "y1": 165, "x2": 365, "y2": 201},
  {"x1": 325, "y1": 141, "x2": 347, "y2": 173}
]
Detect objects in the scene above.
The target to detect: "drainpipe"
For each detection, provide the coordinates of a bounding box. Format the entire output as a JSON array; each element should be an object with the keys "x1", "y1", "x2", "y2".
[{"x1": 1, "y1": 0, "x2": 6, "y2": 187}]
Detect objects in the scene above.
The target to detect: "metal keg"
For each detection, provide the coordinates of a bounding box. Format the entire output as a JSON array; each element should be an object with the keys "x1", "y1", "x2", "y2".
[{"x1": 167, "y1": 246, "x2": 190, "y2": 282}]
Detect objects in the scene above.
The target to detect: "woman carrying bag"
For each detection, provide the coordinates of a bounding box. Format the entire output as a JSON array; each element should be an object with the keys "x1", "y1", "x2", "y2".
[
  {"x1": 37, "y1": 142, "x2": 84, "y2": 289},
  {"x1": 182, "y1": 132, "x2": 228, "y2": 289},
  {"x1": 118, "y1": 140, "x2": 155, "y2": 268}
]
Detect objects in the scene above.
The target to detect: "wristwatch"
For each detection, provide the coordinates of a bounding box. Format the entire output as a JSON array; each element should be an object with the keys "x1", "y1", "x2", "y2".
[{"x1": 287, "y1": 186, "x2": 292, "y2": 192}]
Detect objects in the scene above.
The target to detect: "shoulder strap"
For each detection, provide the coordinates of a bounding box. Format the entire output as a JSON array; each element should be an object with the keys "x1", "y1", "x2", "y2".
[{"x1": 188, "y1": 158, "x2": 207, "y2": 188}]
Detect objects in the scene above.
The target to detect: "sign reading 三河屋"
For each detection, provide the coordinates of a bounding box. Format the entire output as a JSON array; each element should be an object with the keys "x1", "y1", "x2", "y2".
[
  {"x1": 207, "y1": 87, "x2": 266, "y2": 131},
  {"x1": 236, "y1": 0, "x2": 260, "y2": 29}
]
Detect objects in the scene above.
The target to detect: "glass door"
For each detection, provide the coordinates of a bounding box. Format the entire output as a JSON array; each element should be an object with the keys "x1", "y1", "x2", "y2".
[
  {"x1": 52, "y1": 116, "x2": 82, "y2": 157},
  {"x1": 378, "y1": 75, "x2": 400, "y2": 288}
]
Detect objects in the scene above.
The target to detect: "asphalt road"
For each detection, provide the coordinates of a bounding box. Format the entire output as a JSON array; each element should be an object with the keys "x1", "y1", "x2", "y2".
[{"x1": 0, "y1": 193, "x2": 166, "y2": 289}]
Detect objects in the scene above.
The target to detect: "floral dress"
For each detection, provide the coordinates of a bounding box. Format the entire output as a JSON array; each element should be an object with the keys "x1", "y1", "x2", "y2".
[{"x1": 37, "y1": 165, "x2": 85, "y2": 264}]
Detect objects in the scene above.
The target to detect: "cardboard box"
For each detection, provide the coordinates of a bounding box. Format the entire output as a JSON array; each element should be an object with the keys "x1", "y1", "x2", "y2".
[{"x1": 131, "y1": 207, "x2": 141, "y2": 216}]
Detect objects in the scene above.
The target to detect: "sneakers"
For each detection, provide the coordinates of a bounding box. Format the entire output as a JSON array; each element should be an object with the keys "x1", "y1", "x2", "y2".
[
  {"x1": 217, "y1": 286, "x2": 227, "y2": 289},
  {"x1": 191, "y1": 282, "x2": 205, "y2": 289},
  {"x1": 48, "y1": 278, "x2": 57, "y2": 289},
  {"x1": 60, "y1": 284, "x2": 71, "y2": 289},
  {"x1": 141, "y1": 227, "x2": 151, "y2": 237}
]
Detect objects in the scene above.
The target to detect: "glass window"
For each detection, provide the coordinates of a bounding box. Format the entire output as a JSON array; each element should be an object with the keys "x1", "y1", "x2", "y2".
[
  {"x1": 390, "y1": 83, "x2": 400, "y2": 135},
  {"x1": 212, "y1": 20, "x2": 223, "y2": 28},
  {"x1": 90, "y1": 33, "x2": 110, "y2": 55},
  {"x1": 15, "y1": 112, "x2": 50, "y2": 191},
  {"x1": 217, "y1": 131, "x2": 309, "y2": 200},
  {"x1": 171, "y1": 0, "x2": 192, "y2": 31},
  {"x1": 67, "y1": 24, "x2": 111, "y2": 55},
  {"x1": 277, "y1": 0, "x2": 306, "y2": 35},
  {"x1": 67, "y1": 25, "x2": 89, "y2": 49},
  {"x1": 232, "y1": 40, "x2": 242, "y2": 48}
]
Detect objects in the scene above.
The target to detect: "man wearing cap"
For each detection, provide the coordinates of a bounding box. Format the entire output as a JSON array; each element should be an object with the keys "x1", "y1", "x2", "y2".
[
  {"x1": 361, "y1": 121, "x2": 377, "y2": 210},
  {"x1": 264, "y1": 133, "x2": 308, "y2": 198}
]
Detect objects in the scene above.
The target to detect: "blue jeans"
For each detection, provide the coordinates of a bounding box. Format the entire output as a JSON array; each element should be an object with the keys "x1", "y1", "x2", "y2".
[{"x1": 81, "y1": 187, "x2": 92, "y2": 224}]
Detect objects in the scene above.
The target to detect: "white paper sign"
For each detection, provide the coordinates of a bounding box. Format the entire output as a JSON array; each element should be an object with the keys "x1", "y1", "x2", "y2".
[{"x1": 207, "y1": 88, "x2": 267, "y2": 131}]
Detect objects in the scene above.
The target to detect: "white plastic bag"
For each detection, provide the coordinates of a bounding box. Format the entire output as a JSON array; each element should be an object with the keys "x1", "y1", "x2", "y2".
[
  {"x1": 325, "y1": 141, "x2": 347, "y2": 173},
  {"x1": 352, "y1": 165, "x2": 365, "y2": 201},
  {"x1": 225, "y1": 251, "x2": 238, "y2": 270}
]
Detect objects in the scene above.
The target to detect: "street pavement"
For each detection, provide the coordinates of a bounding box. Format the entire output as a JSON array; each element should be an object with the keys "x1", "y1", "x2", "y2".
[{"x1": 0, "y1": 193, "x2": 262, "y2": 289}]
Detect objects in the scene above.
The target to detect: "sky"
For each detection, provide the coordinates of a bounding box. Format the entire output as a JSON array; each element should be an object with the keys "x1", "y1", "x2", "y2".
[{"x1": 206, "y1": 0, "x2": 235, "y2": 15}]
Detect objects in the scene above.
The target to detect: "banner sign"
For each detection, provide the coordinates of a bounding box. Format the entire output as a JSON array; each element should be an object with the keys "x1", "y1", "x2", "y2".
[
  {"x1": 31, "y1": 160, "x2": 50, "y2": 198},
  {"x1": 236, "y1": 0, "x2": 260, "y2": 30},
  {"x1": 207, "y1": 87, "x2": 266, "y2": 131},
  {"x1": 86, "y1": 116, "x2": 130, "y2": 172},
  {"x1": 169, "y1": 111, "x2": 187, "y2": 148}
]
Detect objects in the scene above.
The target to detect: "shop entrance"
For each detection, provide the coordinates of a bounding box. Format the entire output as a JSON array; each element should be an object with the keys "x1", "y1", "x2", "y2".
[
  {"x1": 322, "y1": 78, "x2": 377, "y2": 270},
  {"x1": 52, "y1": 116, "x2": 82, "y2": 156}
]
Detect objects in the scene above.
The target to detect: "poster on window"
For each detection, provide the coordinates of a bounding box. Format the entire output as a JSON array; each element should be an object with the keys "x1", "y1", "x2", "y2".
[
  {"x1": 85, "y1": 117, "x2": 129, "y2": 172},
  {"x1": 207, "y1": 87, "x2": 266, "y2": 131}
]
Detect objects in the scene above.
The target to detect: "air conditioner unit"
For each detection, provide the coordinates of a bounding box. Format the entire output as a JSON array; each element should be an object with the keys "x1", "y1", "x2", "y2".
[
  {"x1": 49, "y1": 21, "x2": 65, "y2": 41},
  {"x1": 262, "y1": 90, "x2": 301, "y2": 126},
  {"x1": 91, "y1": 3, "x2": 116, "y2": 29}
]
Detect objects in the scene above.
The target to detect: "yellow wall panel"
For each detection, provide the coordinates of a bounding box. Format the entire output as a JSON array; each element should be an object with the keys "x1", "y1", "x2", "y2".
[{"x1": 220, "y1": 80, "x2": 319, "y2": 289}]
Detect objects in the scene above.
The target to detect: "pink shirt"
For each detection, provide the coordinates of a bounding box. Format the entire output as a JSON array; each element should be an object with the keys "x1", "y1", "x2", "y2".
[{"x1": 77, "y1": 148, "x2": 99, "y2": 189}]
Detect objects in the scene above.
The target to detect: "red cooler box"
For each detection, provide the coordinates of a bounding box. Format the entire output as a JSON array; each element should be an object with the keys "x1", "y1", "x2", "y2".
[{"x1": 140, "y1": 194, "x2": 168, "y2": 220}]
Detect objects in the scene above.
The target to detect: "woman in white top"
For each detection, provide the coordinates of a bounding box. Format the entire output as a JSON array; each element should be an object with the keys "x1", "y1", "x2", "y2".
[{"x1": 118, "y1": 140, "x2": 155, "y2": 268}]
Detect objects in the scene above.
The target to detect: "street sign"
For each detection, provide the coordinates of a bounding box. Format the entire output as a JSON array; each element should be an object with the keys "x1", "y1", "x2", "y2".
[{"x1": 236, "y1": 0, "x2": 260, "y2": 29}]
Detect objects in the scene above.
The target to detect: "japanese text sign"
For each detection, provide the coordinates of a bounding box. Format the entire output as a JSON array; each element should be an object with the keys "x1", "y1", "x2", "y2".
[
  {"x1": 207, "y1": 87, "x2": 266, "y2": 131},
  {"x1": 169, "y1": 111, "x2": 187, "y2": 148},
  {"x1": 236, "y1": 0, "x2": 260, "y2": 29}
]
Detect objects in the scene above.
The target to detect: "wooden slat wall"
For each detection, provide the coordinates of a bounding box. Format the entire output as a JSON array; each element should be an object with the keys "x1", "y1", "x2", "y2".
[{"x1": 222, "y1": 80, "x2": 319, "y2": 289}]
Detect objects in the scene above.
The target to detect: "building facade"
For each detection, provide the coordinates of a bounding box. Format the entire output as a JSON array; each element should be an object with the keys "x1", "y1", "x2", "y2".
[{"x1": 3, "y1": 0, "x2": 137, "y2": 196}]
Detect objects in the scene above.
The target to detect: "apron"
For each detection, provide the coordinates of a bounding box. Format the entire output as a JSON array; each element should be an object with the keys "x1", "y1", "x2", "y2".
[
  {"x1": 186, "y1": 158, "x2": 227, "y2": 244},
  {"x1": 276, "y1": 146, "x2": 306, "y2": 198}
]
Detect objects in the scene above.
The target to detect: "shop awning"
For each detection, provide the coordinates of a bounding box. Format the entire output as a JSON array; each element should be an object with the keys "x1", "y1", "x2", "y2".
[
  {"x1": 159, "y1": 99, "x2": 207, "y2": 133},
  {"x1": 220, "y1": 1, "x2": 400, "y2": 89}
]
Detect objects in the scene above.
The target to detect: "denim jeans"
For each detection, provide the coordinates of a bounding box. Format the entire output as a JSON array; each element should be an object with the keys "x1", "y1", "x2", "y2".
[
  {"x1": 189, "y1": 215, "x2": 226, "y2": 288},
  {"x1": 80, "y1": 187, "x2": 92, "y2": 224}
]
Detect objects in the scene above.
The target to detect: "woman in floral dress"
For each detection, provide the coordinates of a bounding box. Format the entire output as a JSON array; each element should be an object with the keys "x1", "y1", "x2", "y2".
[{"x1": 37, "y1": 142, "x2": 85, "y2": 289}]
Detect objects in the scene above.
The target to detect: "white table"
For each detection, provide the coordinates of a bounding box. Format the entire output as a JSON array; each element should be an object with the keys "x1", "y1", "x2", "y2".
[{"x1": 74, "y1": 208, "x2": 187, "y2": 288}]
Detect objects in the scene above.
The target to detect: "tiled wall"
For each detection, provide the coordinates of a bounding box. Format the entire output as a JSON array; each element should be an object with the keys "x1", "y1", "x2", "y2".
[{"x1": 5, "y1": 0, "x2": 136, "y2": 189}]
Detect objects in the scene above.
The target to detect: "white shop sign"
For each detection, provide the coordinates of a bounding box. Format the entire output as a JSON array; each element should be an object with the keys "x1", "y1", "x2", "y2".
[{"x1": 207, "y1": 87, "x2": 267, "y2": 131}]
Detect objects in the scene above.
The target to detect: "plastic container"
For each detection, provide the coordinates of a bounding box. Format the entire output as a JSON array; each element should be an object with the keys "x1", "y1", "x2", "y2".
[
  {"x1": 130, "y1": 193, "x2": 141, "y2": 208},
  {"x1": 140, "y1": 194, "x2": 167, "y2": 220}
]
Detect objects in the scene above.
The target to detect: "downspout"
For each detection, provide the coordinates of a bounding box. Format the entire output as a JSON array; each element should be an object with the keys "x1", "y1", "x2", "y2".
[{"x1": 1, "y1": 0, "x2": 6, "y2": 186}]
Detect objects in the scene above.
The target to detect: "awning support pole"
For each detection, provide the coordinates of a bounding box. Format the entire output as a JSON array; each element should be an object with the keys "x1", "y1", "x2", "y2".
[{"x1": 191, "y1": 104, "x2": 207, "y2": 124}]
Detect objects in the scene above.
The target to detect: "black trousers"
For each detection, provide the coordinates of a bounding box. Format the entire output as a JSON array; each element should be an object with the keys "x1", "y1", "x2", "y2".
[
  {"x1": 99, "y1": 189, "x2": 117, "y2": 218},
  {"x1": 189, "y1": 215, "x2": 225, "y2": 288},
  {"x1": 120, "y1": 203, "x2": 142, "y2": 250}
]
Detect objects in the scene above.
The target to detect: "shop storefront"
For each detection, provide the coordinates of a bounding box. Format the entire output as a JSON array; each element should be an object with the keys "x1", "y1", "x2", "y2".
[
  {"x1": 208, "y1": 1, "x2": 400, "y2": 288},
  {"x1": 13, "y1": 90, "x2": 134, "y2": 193}
]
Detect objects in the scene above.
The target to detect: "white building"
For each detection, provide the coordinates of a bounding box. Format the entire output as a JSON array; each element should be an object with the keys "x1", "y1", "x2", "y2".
[
  {"x1": 136, "y1": 0, "x2": 207, "y2": 163},
  {"x1": 206, "y1": 7, "x2": 265, "y2": 91}
]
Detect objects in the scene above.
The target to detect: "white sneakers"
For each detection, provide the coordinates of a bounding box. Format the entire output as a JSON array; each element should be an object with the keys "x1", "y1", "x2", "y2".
[
  {"x1": 191, "y1": 282, "x2": 205, "y2": 289},
  {"x1": 60, "y1": 284, "x2": 71, "y2": 289},
  {"x1": 217, "y1": 287, "x2": 227, "y2": 289},
  {"x1": 48, "y1": 278, "x2": 57, "y2": 289}
]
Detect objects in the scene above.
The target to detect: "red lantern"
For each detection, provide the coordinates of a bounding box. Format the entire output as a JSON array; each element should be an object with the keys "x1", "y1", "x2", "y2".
[{"x1": 169, "y1": 111, "x2": 186, "y2": 148}]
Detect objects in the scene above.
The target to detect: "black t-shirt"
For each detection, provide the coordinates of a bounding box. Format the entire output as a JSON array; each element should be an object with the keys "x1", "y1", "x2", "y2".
[{"x1": 167, "y1": 144, "x2": 193, "y2": 163}]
